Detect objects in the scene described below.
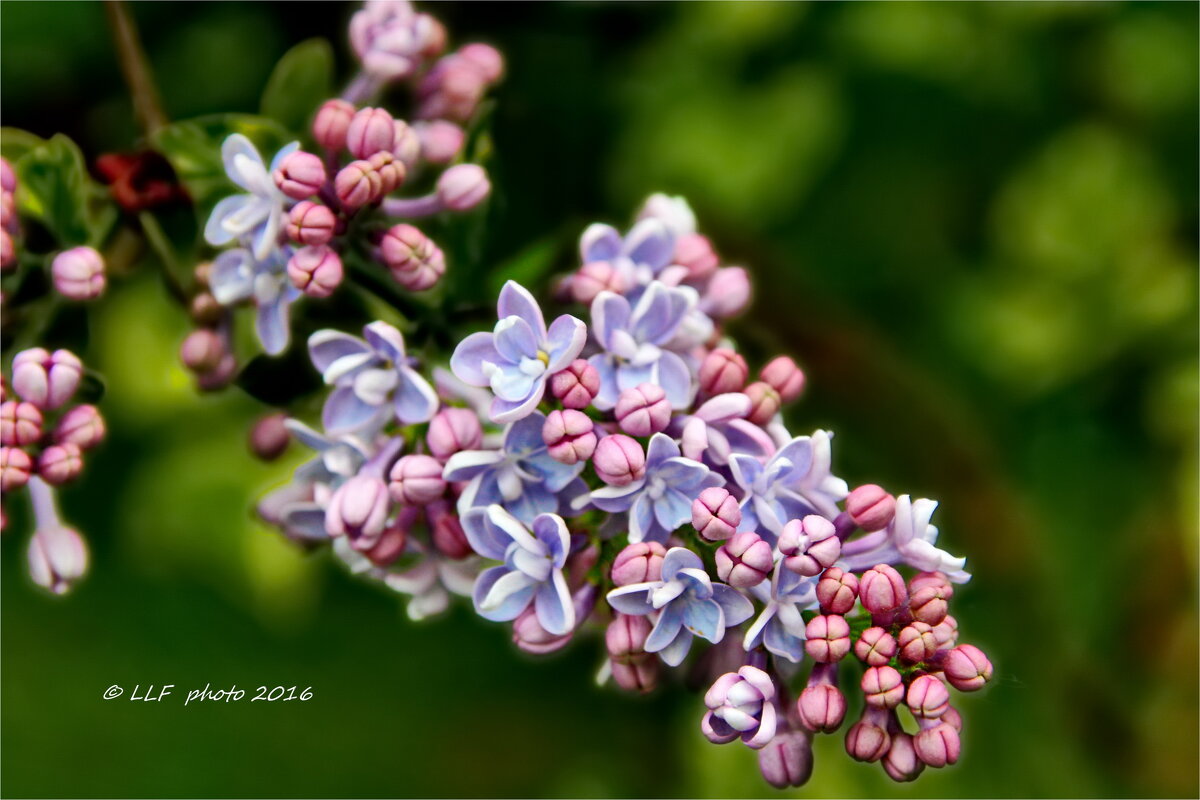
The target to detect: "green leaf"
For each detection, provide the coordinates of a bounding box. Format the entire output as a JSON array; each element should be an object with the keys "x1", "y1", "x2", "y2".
[
  {"x1": 14, "y1": 133, "x2": 114, "y2": 247},
  {"x1": 260, "y1": 39, "x2": 334, "y2": 136},
  {"x1": 0, "y1": 127, "x2": 46, "y2": 164},
  {"x1": 150, "y1": 114, "x2": 293, "y2": 220}
]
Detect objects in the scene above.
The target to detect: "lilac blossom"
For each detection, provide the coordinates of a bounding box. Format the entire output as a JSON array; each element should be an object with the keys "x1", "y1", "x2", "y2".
[
  {"x1": 442, "y1": 412, "x2": 585, "y2": 524},
  {"x1": 588, "y1": 282, "x2": 697, "y2": 410},
  {"x1": 349, "y1": 1, "x2": 443, "y2": 82},
  {"x1": 309, "y1": 321, "x2": 439, "y2": 433},
  {"x1": 462, "y1": 504, "x2": 575, "y2": 635},
  {"x1": 729, "y1": 430, "x2": 848, "y2": 542},
  {"x1": 637, "y1": 193, "x2": 696, "y2": 238},
  {"x1": 587, "y1": 433, "x2": 723, "y2": 544},
  {"x1": 607, "y1": 547, "x2": 753, "y2": 666},
  {"x1": 840, "y1": 495, "x2": 970, "y2": 583},
  {"x1": 675, "y1": 392, "x2": 777, "y2": 467},
  {"x1": 205, "y1": 134, "x2": 297, "y2": 261},
  {"x1": 208, "y1": 246, "x2": 301, "y2": 355},
  {"x1": 579, "y1": 217, "x2": 677, "y2": 290},
  {"x1": 451, "y1": 281, "x2": 586, "y2": 423},
  {"x1": 744, "y1": 564, "x2": 820, "y2": 663}
]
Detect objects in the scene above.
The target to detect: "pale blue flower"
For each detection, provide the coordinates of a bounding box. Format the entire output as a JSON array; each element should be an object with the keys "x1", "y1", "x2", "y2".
[
  {"x1": 607, "y1": 547, "x2": 754, "y2": 666},
  {"x1": 205, "y1": 134, "x2": 297, "y2": 261},
  {"x1": 208, "y1": 246, "x2": 301, "y2": 355},
  {"x1": 587, "y1": 433, "x2": 723, "y2": 544},
  {"x1": 840, "y1": 494, "x2": 970, "y2": 583},
  {"x1": 451, "y1": 281, "x2": 587, "y2": 424},
  {"x1": 309, "y1": 321, "x2": 440, "y2": 434},
  {"x1": 743, "y1": 564, "x2": 819, "y2": 663},
  {"x1": 463, "y1": 504, "x2": 575, "y2": 635},
  {"x1": 674, "y1": 392, "x2": 777, "y2": 468},
  {"x1": 579, "y1": 217, "x2": 676, "y2": 289}
]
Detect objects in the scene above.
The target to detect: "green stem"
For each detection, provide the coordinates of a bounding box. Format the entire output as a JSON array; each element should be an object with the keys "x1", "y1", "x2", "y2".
[
  {"x1": 138, "y1": 212, "x2": 188, "y2": 306},
  {"x1": 104, "y1": 1, "x2": 168, "y2": 136}
]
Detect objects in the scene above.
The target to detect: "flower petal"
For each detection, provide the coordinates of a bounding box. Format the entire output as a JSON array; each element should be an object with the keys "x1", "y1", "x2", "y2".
[
  {"x1": 545, "y1": 315, "x2": 587, "y2": 372},
  {"x1": 394, "y1": 366, "x2": 439, "y2": 425},
  {"x1": 497, "y1": 281, "x2": 547, "y2": 339},
  {"x1": 580, "y1": 223, "x2": 622, "y2": 263},
  {"x1": 534, "y1": 570, "x2": 575, "y2": 635}
]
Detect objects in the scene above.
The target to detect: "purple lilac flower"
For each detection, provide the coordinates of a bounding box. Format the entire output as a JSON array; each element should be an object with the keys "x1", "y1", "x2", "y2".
[
  {"x1": 208, "y1": 246, "x2": 301, "y2": 355},
  {"x1": 840, "y1": 495, "x2": 970, "y2": 583},
  {"x1": 442, "y1": 412, "x2": 585, "y2": 525},
  {"x1": 579, "y1": 217, "x2": 677, "y2": 290},
  {"x1": 588, "y1": 281, "x2": 697, "y2": 410},
  {"x1": 205, "y1": 134, "x2": 297, "y2": 261},
  {"x1": 462, "y1": 504, "x2": 575, "y2": 635},
  {"x1": 451, "y1": 281, "x2": 586, "y2": 423},
  {"x1": 587, "y1": 433, "x2": 723, "y2": 544},
  {"x1": 743, "y1": 564, "x2": 820, "y2": 663},
  {"x1": 350, "y1": 1, "x2": 443, "y2": 81},
  {"x1": 309, "y1": 321, "x2": 439, "y2": 433},
  {"x1": 606, "y1": 547, "x2": 753, "y2": 666},
  {"x1": 728, "y1": 429, "x2": 848, "y2": 543},
  {"x1": 675, "y1": 392, "x2": 777, "y2": 467},
  {"x1": 636, "y1": 193, "x2": 696, "y2": 239}
]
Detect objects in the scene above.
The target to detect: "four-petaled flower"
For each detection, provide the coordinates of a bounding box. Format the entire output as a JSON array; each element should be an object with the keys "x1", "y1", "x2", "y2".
[
  {"x1": 443, "y1": 412, "x2": 585, "y2": 524},
  {"x1": 309, "y1": 321, "x2": 440, "y2": 434},
  {"x1": 588, "y1": 282, "x2": 697, "y2": 410},
  {"x1": 208, "y1": 246, "x2": 302, "y2": 355},
  {"x1": 841, "y1": 494, "x2": 970, "y2": 583},
  {"x1": 350, "y1": 0, "x2": 442, "y2": 81},
  {"x1": 451, "y1": 281, "x2": 586, "y2": 423},
  {"x1": 463, "y1": 504, "x2": 575, "y2": 635},
  {"x1": 579, "y1": 217, "x2": 677, "y2": 290},
  {"x1": 729, "y1": 430, "x2": 848, "y2": 543},
  {"x1": 205, "y1": 134, "x2": 297, "y2": 261},
  {"x1": 743, "y1": 563, "x2": 819, "y2": 663},
  {"x1": 607, "y1": 547, "x2": 753, "y2": 666},
  {"x1": 702, "y1": 666, "x2": 779, "y2": 750},
  {"x1": 676, "y1": 392, "x2": 777, "y2": 467},
  {"x1": 588, "y1": 433, "x2": 723, "y2": 544}
]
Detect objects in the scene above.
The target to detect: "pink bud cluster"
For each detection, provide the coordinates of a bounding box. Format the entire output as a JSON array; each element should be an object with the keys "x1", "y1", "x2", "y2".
[{"x1": 1, "y1": 158, "x2": 18, "y2": 274}]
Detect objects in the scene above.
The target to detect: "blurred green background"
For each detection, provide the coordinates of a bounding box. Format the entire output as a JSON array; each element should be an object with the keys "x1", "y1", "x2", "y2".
[{"x1": 2, "y1": 2, "x2": 1197, "y2": 797}]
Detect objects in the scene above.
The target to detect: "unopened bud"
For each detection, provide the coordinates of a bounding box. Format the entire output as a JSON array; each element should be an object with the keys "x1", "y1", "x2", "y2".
[
  {"x1": 691, "y1": 486, "x2": 741, "y2": 542},
  {"x1": 698, "y1": 348, "x2": 748, "y2": 396},
  {"x1": 743, "y1": 381, "x2": 780, "y2": 426},
  {"x1": 549, "y1": 359, "x2": 600, "y2": 410},
  {"x1": 436, "y1": 163, "x2": 490, "y2": 211},
  {"x1": 759, "y1": 356, "x2": 805, "y2": 403},
  {"x1": 286, "y1": 200, "x2": 337, "y2": 246},
  {"x1": 592, "y1": 434, "x2": 644, "y2": 486},
  {"x1": 51, "y1": 247, "x2": 106, "y2": 301},
  {"x1": 615, "y1": 383, "x2": 670, "y2": 437},
  {"x1": 37, "y1": 443, "x2": 83, "y2": 485},
  {"x1": 1, "y1": 401, "x2": 42, "y2": 447},
  {"x1": 846, "y1": 484, "x2": 896, "y2": 532},
  {"x1": 248, "y1": 412, "x2": 289, "y2": 461},
  {"x1": 542, "y1": 409, "x2": 596, "y2": 465},
  {"x1": 272, "y1": 150, "x2": 326, "y2": 199},
  {"x1": 287, "y1": 245, "x2": 344, "y2": 298},
  {"x1": 346, "y1": 107, "x2": 396, "y2": 159},
  {"x1": 313, "y1": 99, "x2": 355, "y2": 152}
]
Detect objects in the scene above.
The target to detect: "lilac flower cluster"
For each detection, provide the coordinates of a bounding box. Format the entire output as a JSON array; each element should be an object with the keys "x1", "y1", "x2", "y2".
[
  {"x1": 0, "y1": 347, "x2": 106, "y2": 594},
  {"x1": 188, "y1": 0, "x2": 498, "y2": 388},
  {"x1": 258, "y1": 193, "x2": 993, "y2": 788}
]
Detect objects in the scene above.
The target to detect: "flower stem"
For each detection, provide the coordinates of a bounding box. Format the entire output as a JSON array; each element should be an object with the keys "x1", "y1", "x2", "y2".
[
  {"x1": 104, "y1": 1, "x2": 168, "y2": 136},
  {"x1": 381, "y1": 194, "x2": 444, "y2": 219},
  {"x1": 27, "y1": 477, "x2": 61, "y2": 529},
  {"x1": 138, "y1": 211, "x2": 189, "y2": 306}
]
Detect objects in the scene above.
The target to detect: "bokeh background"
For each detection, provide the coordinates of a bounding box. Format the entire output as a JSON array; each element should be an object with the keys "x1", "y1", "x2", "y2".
[{"x1": 2, "y1": 2, "x2": 1197, "y2": 797}]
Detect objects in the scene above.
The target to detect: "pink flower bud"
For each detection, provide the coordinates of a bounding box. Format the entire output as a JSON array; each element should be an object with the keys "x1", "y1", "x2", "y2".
[
  {"x1": 882, "y1": 731, "x2": 924, "y2": 783},
  {"x1": 437, "y1": 164, "x2": 490, "y2": 211},
  {"x1": 606, "y1": 612, "x2": 652, "y2": 661},
  {"x1": 758, "y1": 730, "x2": 814, "y2": 789},
  {"x1": 1, "y1": 401, "x2": 42, "y2": 446},
  {"x1": 179, "y1": 329, "x2": 225, "y2": 374},
  {"x1": 759, "y1": 356, "x2": 805, "y2": 403},
  {"x1": 513, "y1": 604, "x2": 573, "y2": 655},
  {"x1": 287, "y1": 245, "x2": 344, "y2": 298},
  {"x1": 196, "y1": 354, "x2": 237, "y2": 392},
  {"x1": 610, "y1": 541, "x2": 666, "y2": 586},
  {"x1": 388, "y1": 454, "x2": 447, "y2": 505},
  {"x1": 313, "y1": 99, "x2": 355, "y2": 152},
  {"x1": 360, "y1": 517, "x2": 410, "y2": 567},
  {"x1": 941, "y1": 705, "x2": 963, "y2": 732},
  {"x1": 1, "y1": 157, "x2": 15, "y2": 193},
  {"x1": 272, "y1": 150, "x2": 326, "y2": 199},
  {"x1": 701, "y1": 266, "x2": 751, "y2": 318},
  {"x1": 914, "y1": 722, "x2": 960, "y2": 767},
  {"x1": 428, "y1": 501, "x2": 473, "y2": 560},
  {"x1": 691, "y1": 486, "x2": 741, "y2": 542},
  {"x1": 845, "y1": 708, "x2": 891, "y2": 762},
  {"x1": 715, "y1": 531, "x2": 774, "y2": 588},
  {"x1": 0, "y1": 445, "x2": 32, "y2": 491},
  {"x1": 909, "y1": 584, "x2": 949, "y2": 626},
  {"x1": 542, "y1": 409, "x2": 596, "y2": 465},
  {"x1": 13, "y1": 348, "x2": 81, "y2": 410},
  {"x1": 861, "y1": 665, "x2": 904, "y2": 709},
  {"x1": 592, "y1": 434, "x2": 644, "y2": 486},
  {"x1": 570, "y1": 261, "x2": 627, "y2": 305},
  {"x1": 778, "y1": 515, "x2": 840, "y2": 577},
  {"x1": 335, "y1": 160, "x2": 383, "y2": 210},
  {"x1": 54, "y1": 404, "x2": 105, "y2": 450},
  {"x1": 898, "y1": 622, "x2": 938, "y2": 665},
  {"x1": 325, "y1": 474, "x2": 390, "y2": 543},
  {"x1": 37, "y1": 442, "x2": 83, "y2": 485},
  {"x1": 743, "y1": 381, "x2": 781, "y2": 426},
  {"x1": 286, "y1": 201, "x2": 337, "y2": 246},
  {"x1": 379, "y1": 223, "x2": 445, "y2": 291},
  {"x1": 28, "y1": 523, "x2": 88, "y2": 595},
  {"x1": 549, "y1": 359, "x2": 600, "y2": 409},
  {"x1": 390, "y1": 120, "x2": 421, "y2": 167},
  {"x1": 797, "y1": 684, "x2": 847, "y2": 733},
  {"x1": 859, "y1": 564, "x2": 908, "y2": 617},
  {"x1": 846, "y1": 484, "x2": 896, "y2": 532},
  {"x1": 931, "y1": 614, "x2": 959, "y2": 648},
  {"x1": 942, "y1": 644, "x2": 993, "y2": 691},
  {"x1": 413, "y1": 120, "x2": 464, "y2": 164},
  {"x1": 346, "y1": 106, "x2": 396, "y2": 159},
  {"x1": 426, "y1": 407, "x2": 483, "y2": 460},
  {"x1": 248, "y1": 412, "x2": 289, "y2": 461},
  {"x1": 1, "y1": 191, "x2": 15, "y2": 232},
  {"x1": 368, "y1": 151, "x2": 405, "y2": 195},
  {"x1": 673, "y1": 233, "x2": 718, "y2": 280},
  {"x1": 458, "y1": 42, "x2": 504, "y2": 82},
  {"x1": 611, "y1": 656, "x2": 659, "y2": 693},
  {"x1": 51, "y1": 246, "x2": 105, "y2": 301},
  {"x1": 805, "y1": 613, "x2": 852, "y2": 662},
  {"x1": 907, "y1": 674, "x2": 950, "y2": 719},
  {"x1": 816, "y1": 567, "x2": 859, "y2": 615},
  {"x1": 615, "y1": 383, "x2": 670, "y2": 437},
  {"x1": 855, "y1": 626, "x2": 899, "y2": 667},
  {"x1": 698, "y1": 348, "x2": 748, "y2": 396},
  {"x1": 190, "y1": 292, "x2": 223, "y2": 326}
]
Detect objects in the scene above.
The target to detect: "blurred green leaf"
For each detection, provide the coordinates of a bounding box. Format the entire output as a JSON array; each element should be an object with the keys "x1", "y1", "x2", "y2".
[
  {"x1": 259, "y1": 39, "x2": 334, "y2": 136},
  {"x1": 150, "y1": 114, "x2": 292, "y2": 219},
  {"x1": 13, "y1": 133, "x2": 114, "y2": 247},
  {"x1": 0, "y1": 126, "x2": 45, "y2": 163}
]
